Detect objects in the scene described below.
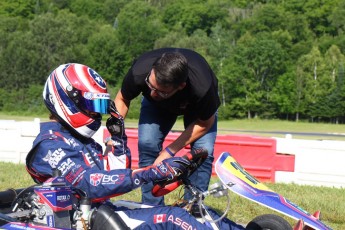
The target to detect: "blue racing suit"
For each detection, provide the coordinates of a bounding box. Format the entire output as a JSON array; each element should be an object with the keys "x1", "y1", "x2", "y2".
[
  {"x1": 26, "y1": 121, "x2": 133, "y2": 200},
  {"x1": 25, "y1": 121, "x2": 244, "y2": 229}
]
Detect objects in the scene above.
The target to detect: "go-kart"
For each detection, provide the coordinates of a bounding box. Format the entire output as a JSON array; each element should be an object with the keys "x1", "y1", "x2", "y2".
[{"x1": 0, "y1": 151, "x2": 332, "y2": 230}]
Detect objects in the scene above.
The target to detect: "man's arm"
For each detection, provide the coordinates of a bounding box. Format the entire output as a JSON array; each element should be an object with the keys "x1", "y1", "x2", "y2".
[
  {"x1": 154, "y1": 114, "x2": 215, "y2": 164},
  {"x1": 114, "y1": 90, "x2": 131, "y2": 118}
]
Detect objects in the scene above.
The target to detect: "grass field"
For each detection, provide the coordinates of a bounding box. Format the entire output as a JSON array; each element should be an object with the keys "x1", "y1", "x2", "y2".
[{"x1": 0, "y1": 113, "x2": 345, "y2": 228}]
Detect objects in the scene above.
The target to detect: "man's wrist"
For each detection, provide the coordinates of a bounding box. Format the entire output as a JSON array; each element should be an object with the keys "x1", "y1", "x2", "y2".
[
  {"x1": 104, "y1": 136, "x2": 112, "y2": 144},
  {"x1": 104, "y1": 136, "x2": 118, "y2": 146},
  {"x1": 165, "y1": 147, "x2": 175, "y2": 157}
]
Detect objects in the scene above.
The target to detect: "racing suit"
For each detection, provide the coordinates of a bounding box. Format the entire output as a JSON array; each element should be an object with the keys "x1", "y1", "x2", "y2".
[{"x1": 26, "y1": 121, "x2": 244, "y2": 229}]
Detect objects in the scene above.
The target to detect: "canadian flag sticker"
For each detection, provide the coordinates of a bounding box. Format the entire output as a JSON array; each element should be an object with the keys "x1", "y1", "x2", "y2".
[{"x1": 153, "y1": 214, "x2": 167, "y2": 223}]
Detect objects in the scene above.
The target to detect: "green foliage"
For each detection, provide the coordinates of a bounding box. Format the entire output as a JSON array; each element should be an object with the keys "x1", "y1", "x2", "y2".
[
  {"x1": 86, "y1": 25, "x2": 131, "y2": 86},
  {"x1": 1, "y1": 0, "x2": 345, "y2": 122},
  {"x1": 0, "y1": 0, "x2": 37, "y2": 18},
  {"x1": 0, "y1": 85, "x2": 46, "y2": 115},
  {"x1": 270, "y1": 71, "x2": 297, "y2": 120},
  {"x1": 115, "y1": 1, "x2": 166, "y2": 59},
  {"x1": 162, "y1": 0, "x2": 228, "y2": 36},
  {"x1": 217, "y1": 104, "x2": 234, "y2": 120},
  {"x1": 126, "y1": 96, "x2": 142, "y2": 120}
]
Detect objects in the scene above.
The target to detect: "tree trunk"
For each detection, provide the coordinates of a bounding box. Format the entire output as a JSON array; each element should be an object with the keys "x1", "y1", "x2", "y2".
[{"x1": 222, "y1": 84, "x2": 225, "y2": 106}]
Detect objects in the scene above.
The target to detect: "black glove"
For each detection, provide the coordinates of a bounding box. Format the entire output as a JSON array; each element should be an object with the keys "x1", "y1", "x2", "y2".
[
  {"x1": 106, "y1": 101, "x2": 124, "y2": 137},
  {"x1": 131, "y1": 157, "x2": 191, "y2": 188}
]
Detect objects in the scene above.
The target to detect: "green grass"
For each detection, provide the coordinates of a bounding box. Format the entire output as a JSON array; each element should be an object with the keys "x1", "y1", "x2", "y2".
[{"x1": 0, "y1": 162, "x2": 344, "y2": 229}]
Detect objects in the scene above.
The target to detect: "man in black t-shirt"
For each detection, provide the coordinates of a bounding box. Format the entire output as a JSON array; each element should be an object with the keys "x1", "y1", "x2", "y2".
[{"x1": 114, "y1": 48, "x2": 220, "y2": 205}]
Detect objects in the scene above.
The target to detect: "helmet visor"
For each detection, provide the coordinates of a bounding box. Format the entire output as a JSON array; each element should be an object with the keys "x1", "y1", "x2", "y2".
[{"x1": 80, "y1": 92, "x2": 111, "y2": 114}]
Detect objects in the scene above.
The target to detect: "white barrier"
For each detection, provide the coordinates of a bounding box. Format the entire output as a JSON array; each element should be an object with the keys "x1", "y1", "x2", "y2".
[
  {"x1": 275, "y1": 137, "x2": 345, "y2": 188},
  {"x1": 0, "y1": 119, "x2": 344, "y2": 188}
]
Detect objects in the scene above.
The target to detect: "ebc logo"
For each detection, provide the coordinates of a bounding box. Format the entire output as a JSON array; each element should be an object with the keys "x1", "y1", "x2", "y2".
[
  {"x1": 101, "y1": 174, "x2": 120, "y2": 185},
  {"x1": 88, "y1": 68, "x2": 106, "y2": 88}
]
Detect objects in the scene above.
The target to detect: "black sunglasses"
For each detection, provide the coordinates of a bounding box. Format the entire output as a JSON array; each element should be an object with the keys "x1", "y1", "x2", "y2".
[{"x1": 145, "y1": 73, "x2": 171, "y2": 98}]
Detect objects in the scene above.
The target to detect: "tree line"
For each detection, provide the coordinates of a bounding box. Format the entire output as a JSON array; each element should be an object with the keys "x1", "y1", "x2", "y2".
[{"x1": 1, "y1": 0, "x2": 345, "y2": 123}]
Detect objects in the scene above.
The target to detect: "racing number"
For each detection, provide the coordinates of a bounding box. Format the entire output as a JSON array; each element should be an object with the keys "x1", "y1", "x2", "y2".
[{"x1": 230, "y1": 162, "x2": 260, "y2": 185}]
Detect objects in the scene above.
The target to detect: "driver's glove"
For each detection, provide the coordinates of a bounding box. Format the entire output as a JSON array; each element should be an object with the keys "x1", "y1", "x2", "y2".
[
  {"x1": 106, "y1": 101, "x2": 124, "y2": 138},
  {"x1": 131, "y1": 157, "x2": 191, "y2": 189},
  {"x1": 104, "y1": 101, "x2": 131, "y2": 168}
]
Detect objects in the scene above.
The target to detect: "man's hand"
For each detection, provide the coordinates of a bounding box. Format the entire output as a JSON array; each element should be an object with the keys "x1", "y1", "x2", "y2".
[
  {"x1": 106, "y1": 101, "x2": 124, "y2": 137},
  {"x1": 154, "y1": 150, "x2": 172, "y2": 165}
]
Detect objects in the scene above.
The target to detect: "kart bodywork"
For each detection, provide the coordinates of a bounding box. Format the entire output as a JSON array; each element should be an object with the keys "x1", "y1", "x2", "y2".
[{"x1": 215, "y1": 152, "x2": 332, "y2": 230}]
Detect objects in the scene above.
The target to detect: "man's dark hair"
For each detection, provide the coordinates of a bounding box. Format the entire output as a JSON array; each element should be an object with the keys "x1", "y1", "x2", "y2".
[{"x1": 152, "y1": 52, "x2": 188, "y2": 87}]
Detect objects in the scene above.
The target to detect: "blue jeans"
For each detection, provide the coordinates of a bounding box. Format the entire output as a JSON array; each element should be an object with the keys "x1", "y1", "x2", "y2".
[{"x1": 138, "y1": 97, "x2": 217, "y2": 205}]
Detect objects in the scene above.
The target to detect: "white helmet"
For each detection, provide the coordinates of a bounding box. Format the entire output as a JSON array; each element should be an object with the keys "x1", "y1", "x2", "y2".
[{"x1": 43, "y1": 63, "x2": 110, "y2": 138}]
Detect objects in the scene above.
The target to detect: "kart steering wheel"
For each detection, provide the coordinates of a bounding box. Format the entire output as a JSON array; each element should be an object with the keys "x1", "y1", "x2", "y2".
[{"x1": 152, "y1": 148, "x2": 208, "y2": 197}]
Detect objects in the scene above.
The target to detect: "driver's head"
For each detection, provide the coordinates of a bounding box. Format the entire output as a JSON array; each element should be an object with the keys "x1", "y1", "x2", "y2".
[{"x1": 43, "y1": 63, "x2": 110, "y2": 138}]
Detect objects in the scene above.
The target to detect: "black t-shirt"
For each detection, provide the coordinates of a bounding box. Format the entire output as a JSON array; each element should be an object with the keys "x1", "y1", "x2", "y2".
[{"x1": 121, "y1": 48, "x2": 220, "y2": 120}]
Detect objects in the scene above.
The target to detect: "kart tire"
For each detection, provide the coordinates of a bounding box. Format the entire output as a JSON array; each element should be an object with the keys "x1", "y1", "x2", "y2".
[
  {"x1": 90, "y1": 204, "x2": 130, "y2": 230},
  {"x1": 246, "y1": 214, "x2": 292, "y2": 230}
]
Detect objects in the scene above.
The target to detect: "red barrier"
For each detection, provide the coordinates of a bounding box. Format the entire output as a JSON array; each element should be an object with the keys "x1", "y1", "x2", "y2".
[
  {"x1": 213, "y1": 135, "x2": 294, "y2": 182},
  {"x1": 103, "y1": 128, "x2": 295, "y2": 182}
]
